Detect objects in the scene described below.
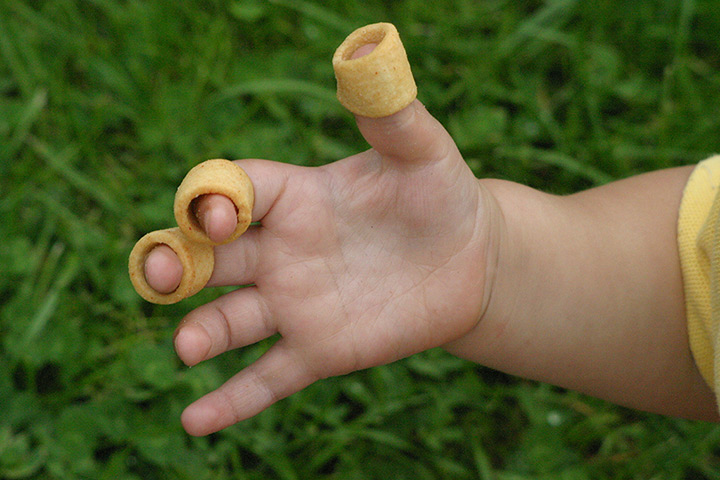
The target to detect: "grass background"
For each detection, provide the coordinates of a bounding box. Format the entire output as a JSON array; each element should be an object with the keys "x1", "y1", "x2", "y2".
[{"x1": 2, "y1": 0, "x2": 720, "y2": 478}]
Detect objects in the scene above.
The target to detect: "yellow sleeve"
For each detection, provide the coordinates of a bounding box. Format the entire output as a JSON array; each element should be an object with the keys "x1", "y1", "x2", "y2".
[{"x1": 678, "y1": 155, "x2": 720, "y2": 402}]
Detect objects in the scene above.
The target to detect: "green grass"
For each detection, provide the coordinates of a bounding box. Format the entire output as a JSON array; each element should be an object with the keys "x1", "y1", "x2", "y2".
[{"x1": 2, "y1": 0, "x2": 720, "y2": 478}]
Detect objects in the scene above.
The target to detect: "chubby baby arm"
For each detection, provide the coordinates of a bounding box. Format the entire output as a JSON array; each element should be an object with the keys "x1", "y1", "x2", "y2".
[{"x1": 448, "y1": 168, "x2": 718, "y2": 422}]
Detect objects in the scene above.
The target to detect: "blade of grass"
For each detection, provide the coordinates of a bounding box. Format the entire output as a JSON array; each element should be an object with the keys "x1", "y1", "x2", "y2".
[
  {"x1": 0, "y1": 89, "x2": 47, "y2": 170},
  {"x1": 673, "y1": 0, "x2": 696, "y2": 59},
  {"x1": 12, "y1": 213, "x2": 57, "y2": 307},
  {"x1": 0, "y1": 11, "x2": 32, "y2": 98},
  {"x1": 498, "y1": 0, "x2": 579, "y2": 58},
  {"x1": 5, "y1": 1, "x2": 81, "y2": 49},
  {"x1": 351, "y1": 427, "x2": 415, "y2": 452},
  {"x1": 32, "y1": 190, "x2": 106, "y2": 248},
  {"x1": 497, "y1": 145, "x2": 614, "y2": 185},
  {"x1": 468, "y1": 432, "x2": 496, "y2": 480},
  {"x1": 209, "y1": 78, "x2": 340, "y2": 110},
  {"x1": 29, "y1": 138, "x2": 123, "y2": 216},
  {"x1": 0, "y1": 427, "x2": 47, "y2": 479},
  {"x1": 268, "y1": 0, "x2": 357, "y2": 33}
]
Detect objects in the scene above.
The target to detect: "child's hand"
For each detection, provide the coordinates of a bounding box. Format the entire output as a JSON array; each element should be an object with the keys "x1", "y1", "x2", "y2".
[{"x1": 144, "y1": 100, "x2": 499, "y2": 436}]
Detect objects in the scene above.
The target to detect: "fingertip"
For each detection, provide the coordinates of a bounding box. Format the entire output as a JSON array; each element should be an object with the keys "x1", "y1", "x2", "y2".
[
  {"x1": 182, "y1": 391, "x2": 245, "y2": 436},
  {"x1": 143, "y1": 245, "x2": 183, "y2": 294},
  {"x1": 193, "y1": 194, "x2": 238, "y2": 244},
  {"x1": 206, "y1": 204, "x2": 238, "y2": 244},
  {"x1": 181, "y1": 399, "x2": 222, "y2": 436},
  {"x1": 350, "y1": 42, "x2": 377, "y2": 59},
  {"x1": 174, "y1": 323, "x2": 211, "y2": 367}
]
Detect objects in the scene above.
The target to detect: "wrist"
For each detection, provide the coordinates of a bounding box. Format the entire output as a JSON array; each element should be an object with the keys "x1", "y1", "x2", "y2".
[{"x1": 445, "y1": 179, "x2": 560, "y2": 366}]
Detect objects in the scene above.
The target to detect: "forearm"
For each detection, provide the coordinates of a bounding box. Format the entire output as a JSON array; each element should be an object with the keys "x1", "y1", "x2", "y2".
[{"x1": 447, "y1": 166, "x2": 718, "y2": 420}]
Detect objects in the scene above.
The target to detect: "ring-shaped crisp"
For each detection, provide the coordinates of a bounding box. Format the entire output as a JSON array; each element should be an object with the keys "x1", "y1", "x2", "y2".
[
  {"x1": 174, "y1": 159, "x2": 254, "y2": 246},
  {"x1": 128, "y1": 227, "x2": 214, "y2": 305},
  {"x1": 333, "y1": 22, "x2": 417, "y2": 118}
]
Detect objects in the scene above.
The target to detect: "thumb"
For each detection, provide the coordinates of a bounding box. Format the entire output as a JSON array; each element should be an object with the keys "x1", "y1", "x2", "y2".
[
  {"x1": 354, "y1": 99, "x2": 458, "y2": 167},
  {"x1": 333, "y1": 23, "x2": 459, "y2": 167}
]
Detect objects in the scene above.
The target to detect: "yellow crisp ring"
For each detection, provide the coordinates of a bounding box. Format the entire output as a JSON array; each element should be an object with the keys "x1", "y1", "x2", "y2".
[
  {"x1": 128, "y1": 227, "x2": 214, "y2": 305},
  {"x1": 174, "y1": 159, "x2": 254, "y2": 246},
  {"x1": 333, "y1": 23, "x2": 417, "y2": 118}
]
